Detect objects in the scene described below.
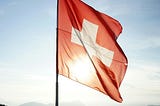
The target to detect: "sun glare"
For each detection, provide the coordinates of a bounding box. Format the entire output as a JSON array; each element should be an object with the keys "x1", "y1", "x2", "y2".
[{"x1": 69, "y1": 54, "x2": 96, "y2": 83}]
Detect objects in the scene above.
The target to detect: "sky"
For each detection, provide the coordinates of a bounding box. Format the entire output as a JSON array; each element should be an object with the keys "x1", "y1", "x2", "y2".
[{"x1": 0, "y1": 0, "x2": 160, "y2": 106}]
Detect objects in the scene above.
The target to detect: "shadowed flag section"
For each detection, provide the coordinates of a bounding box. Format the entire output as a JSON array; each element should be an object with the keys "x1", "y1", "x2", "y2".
[{"x1": 57, "y1": 0, "x2": 128, "y2": 103}]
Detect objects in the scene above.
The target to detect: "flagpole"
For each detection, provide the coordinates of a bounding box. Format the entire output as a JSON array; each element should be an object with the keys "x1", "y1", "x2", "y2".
[{"x1": 55, "y1": 0, "x2": 59, "y2": 106}]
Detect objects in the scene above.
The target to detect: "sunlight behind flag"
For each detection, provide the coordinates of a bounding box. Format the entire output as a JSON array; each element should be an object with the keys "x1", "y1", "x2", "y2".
[{"x1": 69, "y1": 54, "x2": 96, "y2": 83}]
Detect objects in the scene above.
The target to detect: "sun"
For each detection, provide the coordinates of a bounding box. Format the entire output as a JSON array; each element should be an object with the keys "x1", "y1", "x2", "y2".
[{"x1": 69, "y1": 54, "x2": 96, "y2": 84}]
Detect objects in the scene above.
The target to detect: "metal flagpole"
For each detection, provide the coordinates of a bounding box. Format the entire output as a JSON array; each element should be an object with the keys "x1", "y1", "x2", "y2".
[
  {"x1": 55, "y1": 62, "x2": 59, "y2": 106},
  {"x1": 55, "y1": 0, "x2": 59, "y2": 106}
]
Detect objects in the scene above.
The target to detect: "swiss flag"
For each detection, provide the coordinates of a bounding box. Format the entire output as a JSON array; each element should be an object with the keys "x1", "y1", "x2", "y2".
[{"x1": 58, "y1": 0, "x2": 128, "y2": 103}]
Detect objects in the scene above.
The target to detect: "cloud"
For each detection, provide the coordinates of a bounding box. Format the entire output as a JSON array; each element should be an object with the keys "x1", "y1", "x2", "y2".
[
  {"x1": 149, "y1": 72, "x2": 160, "y2": 80},
  {"x1": 136, "y1": 35, "x2": 160, "y2": 50},
  {"x1": 0, "y1": 10, "x2": 4, "y2": 16},
  {"x1": 121, "y1": 59, "x2": 160, "y2": 104},
  {"x1": 146, "y1": 36, "x2": 160, "y2": 48},
  {"x1": 24, "y1": 74, "x2": 51, "y2": 81},
  {"x1": 123, "y1": 32, "x2": 160, "y2": 52},
  {"x1": 83, "y1": 0, "x2": 131, "y2": 17},
  {"x1": 7, "y1": 2, "x2": 17, "y2": 6}
]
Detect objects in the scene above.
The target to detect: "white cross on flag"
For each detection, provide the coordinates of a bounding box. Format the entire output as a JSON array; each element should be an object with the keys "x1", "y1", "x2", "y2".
[{"x1": 58, "y1": 0, "x2": 128, "y2": 102}]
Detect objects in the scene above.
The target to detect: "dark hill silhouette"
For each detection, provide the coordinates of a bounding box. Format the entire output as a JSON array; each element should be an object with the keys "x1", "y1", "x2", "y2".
[{"x1": 0, "y1": 104, "x2": 6, "y2": 106}]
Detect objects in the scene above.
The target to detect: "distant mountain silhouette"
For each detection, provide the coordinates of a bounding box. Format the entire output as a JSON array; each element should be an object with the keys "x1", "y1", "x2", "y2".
[
  {"x1": 19, "y1": 101, "x2": 85, "y2": 106},
  {"x1": 17, "y1": 101, "x2": 160, "y2": 106},
  {"x1": 60, "y1": 101, "x2": 85, "y2": 106},
  {"x1": 19, "y1": 102, "x2": 53, "y2": 106}
]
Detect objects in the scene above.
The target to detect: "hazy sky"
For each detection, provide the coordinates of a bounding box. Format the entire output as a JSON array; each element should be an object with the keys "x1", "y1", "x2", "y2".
[{"x1": 0, "y1": 0, "x2": 160, "y2": 106}]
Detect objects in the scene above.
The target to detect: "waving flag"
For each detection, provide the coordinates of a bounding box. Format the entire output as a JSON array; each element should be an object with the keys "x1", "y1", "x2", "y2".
[{"x1": 57, "y1": 0, "x2": 128, "y2": 102}]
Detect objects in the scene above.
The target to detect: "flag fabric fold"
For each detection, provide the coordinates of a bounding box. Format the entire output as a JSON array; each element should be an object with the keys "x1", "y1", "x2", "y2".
[{"x1": 58, "y1": 0, "x2": 128, "y2": 103}]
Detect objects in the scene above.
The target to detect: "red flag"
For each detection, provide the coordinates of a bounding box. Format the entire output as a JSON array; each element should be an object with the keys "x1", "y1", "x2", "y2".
[{"x1": 58, "y1": 0, "x2": 128, "y2": 102}]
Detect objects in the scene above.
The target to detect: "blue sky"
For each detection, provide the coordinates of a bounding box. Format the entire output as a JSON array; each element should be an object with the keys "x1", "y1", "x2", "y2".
[{"x1": 0, "y1": 0, "x2": 160, "y2": 106}]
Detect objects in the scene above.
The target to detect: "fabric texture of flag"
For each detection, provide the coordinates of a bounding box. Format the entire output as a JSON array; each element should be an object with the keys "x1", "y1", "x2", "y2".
[{"x1": 58, "y1": 0, "x2": 128, "y2": 103}]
